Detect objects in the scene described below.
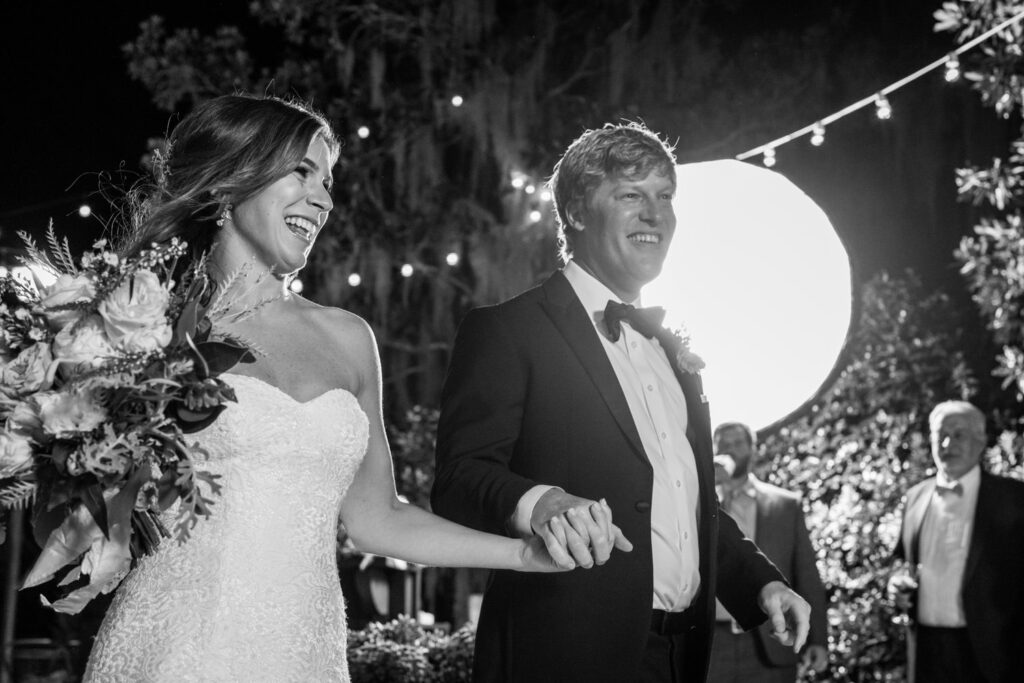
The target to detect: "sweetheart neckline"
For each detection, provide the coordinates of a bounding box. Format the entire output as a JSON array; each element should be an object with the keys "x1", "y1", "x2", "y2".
[{"x1": 222, "y1": 372, "x2": 356, "y2": 406}]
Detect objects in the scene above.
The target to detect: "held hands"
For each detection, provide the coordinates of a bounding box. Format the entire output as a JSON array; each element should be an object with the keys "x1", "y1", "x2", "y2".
[
  {"x1": 518, "y1": 534, "x2": 576, "y2": 572},
  {"x1": 757, "y1": 580, "x2": 811, "y2": 652},
  {"x1": 530, "y1": 489, "x2": 633, "y2": 570},
  {"x1": 886, "y1": 570, "x2": 918, "y2": 613}
]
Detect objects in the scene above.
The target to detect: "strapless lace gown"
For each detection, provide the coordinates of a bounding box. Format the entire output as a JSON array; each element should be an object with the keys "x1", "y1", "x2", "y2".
[{"x1": 85, "y1": 374, "x2": 369, "y2": 682}]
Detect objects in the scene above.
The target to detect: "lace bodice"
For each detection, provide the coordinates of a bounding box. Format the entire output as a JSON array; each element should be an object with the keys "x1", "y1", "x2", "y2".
[{"x1": 85, "y1": 374, "x2": 369, "y2": 682}]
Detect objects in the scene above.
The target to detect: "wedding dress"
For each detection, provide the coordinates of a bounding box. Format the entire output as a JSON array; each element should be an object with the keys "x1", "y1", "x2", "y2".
[{"x1": 85, "y1": 374, "x2": 368, "y2": 682}]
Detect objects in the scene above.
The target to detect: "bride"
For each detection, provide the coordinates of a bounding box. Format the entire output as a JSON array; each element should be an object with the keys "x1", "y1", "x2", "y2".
[{"x1": 83, "y1": 95, "x2": 616, "y2": 682}]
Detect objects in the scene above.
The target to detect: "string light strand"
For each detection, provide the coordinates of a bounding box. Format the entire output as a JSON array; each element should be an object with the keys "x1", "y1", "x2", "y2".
[{"x1": 736, "y1": 9, "x2": 1024, "y2": 161}]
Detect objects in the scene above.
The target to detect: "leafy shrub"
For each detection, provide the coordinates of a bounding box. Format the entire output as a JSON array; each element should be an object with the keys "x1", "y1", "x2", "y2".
[{"x1": 348, "y1": 615, "x2": 475, "y2": 683}]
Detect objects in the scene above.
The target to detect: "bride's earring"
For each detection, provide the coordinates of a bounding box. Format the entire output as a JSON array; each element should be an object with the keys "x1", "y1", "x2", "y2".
[{"x1": 216, "y1": 204, "x2": 233, "y2": 227}]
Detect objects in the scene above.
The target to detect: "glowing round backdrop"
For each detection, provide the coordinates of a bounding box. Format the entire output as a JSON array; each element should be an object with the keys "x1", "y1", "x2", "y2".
[{"x1": 645, "y1": 160, "x2": 852, "y2": 432}]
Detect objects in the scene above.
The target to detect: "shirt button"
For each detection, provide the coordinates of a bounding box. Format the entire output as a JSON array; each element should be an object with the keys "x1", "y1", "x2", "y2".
[
  {"x1": 675, "y1": 480, "x2": 682, "y2": 488},
  {"x1": 631, "y1": 341, "x2": 638, "y2": 349},
  {"x1": 647, "y1": 384, "x2": 654, "y2": 391},
  {"x1": 683, "y1": 531, "x2": 689, "y2": 540},
  {"x1": 660, "y1": 432, "x2": 667, "y2": 440}
]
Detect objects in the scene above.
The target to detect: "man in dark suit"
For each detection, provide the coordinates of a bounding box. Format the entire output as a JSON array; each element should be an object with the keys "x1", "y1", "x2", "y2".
[
  {"x1": 432, "y1": 122, "x2": 810, "y2": 683},
  {"x1": 709, "y1": 422, "x2": 828, "y2": 682},
  {"x1": 891, "y1": 400, "x2": 1024, "y2": 683}
]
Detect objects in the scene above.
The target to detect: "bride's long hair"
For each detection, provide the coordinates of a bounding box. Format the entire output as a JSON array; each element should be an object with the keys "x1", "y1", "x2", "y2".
[{"x1": 119, "y1": 94, "x2": 339, "y2": 264}]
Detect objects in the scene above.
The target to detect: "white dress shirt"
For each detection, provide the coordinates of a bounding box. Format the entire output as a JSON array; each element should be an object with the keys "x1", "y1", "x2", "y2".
[
  {"x1": 917, "y1": 464, "x2": 980, "y2": 627},
  {"x1": 513, "y1": 261, "x2": 701, "y2": 611}
]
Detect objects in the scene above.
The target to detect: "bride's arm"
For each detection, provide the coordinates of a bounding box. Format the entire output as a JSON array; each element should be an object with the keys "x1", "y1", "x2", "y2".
[{"x1": 335, "y1": 315, "x2": 572, "y2": 572}]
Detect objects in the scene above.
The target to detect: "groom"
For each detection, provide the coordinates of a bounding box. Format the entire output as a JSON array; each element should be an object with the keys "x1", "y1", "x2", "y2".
[{"x1": 432, "y1": 122, "x2": 810, "y2": 682}]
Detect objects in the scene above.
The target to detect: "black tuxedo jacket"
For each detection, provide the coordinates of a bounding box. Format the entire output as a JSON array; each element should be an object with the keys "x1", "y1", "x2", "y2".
[
  {"x1": 896, "y1": 470, "x2": 1024, "y2": 683},
  {"x1": 744, "y1": 478, "x2": 828, "y2": 666},
  {"x1": 432, "y1": 272, "x2": 783, "y2": 682}
]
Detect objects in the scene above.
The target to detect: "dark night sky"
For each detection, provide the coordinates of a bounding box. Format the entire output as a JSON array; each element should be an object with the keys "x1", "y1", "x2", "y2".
[
  {"x1": 0, "y1": 1, "x2": 1014, "y2": 291},
  {"x1": 0, "y1": 2, "x2": 243, "y2": 243}
]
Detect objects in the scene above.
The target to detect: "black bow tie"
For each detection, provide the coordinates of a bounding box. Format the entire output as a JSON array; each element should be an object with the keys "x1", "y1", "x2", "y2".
[{"x1": 602, "y1": 301, "x2": 667, "y2": 342}]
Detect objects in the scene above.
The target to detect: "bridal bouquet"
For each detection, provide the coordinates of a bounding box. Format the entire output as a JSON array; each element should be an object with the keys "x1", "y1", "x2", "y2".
[{"x1": 0, "y1": 226, "x2": 252, "y2": 613}]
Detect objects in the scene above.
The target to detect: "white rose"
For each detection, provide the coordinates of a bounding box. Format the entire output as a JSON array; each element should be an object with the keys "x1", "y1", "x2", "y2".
[
  {"x1": 98, "y1": 270, "x2": 171, "y2": 352},
  {"x1": 0, "y1": 342, "x2": 55, "y2": 398},
  {"x1": 0, "y1": 430, "x2": 33, "y2": 475},
  {"x1": 8, "y1": 397, "x2": 43, "y2": 436},
  {"x1": 39, "y1": 273, "x2": 97, "y2": 330},
  {"x1": 118, "y1": 322, "x2": 172, "y2": 353},
  {"x1": 52, "y1": 315, "x2": 115, "y2": 375},
  {"x1": 38, "y1": 390, "x2": 107, "y2": 437}
]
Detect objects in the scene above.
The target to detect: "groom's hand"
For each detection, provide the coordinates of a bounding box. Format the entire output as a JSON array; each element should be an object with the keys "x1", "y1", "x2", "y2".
[
  {"x1": 530, "y1": 489, "x2": 632, "y2": 569},
  {"x1": 758, "y1": 580, "x2": 811, "y2": 652}
]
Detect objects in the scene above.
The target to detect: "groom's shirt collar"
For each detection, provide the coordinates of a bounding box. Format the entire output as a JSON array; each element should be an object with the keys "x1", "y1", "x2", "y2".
[{"x1": 563, "y1": 260, "x2": 642, "y2": 331}]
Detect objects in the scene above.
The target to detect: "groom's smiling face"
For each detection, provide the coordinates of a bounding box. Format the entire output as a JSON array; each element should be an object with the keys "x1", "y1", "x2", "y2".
[{"x1": 570, "y1": 169, "x2": 676, "y2": 302}]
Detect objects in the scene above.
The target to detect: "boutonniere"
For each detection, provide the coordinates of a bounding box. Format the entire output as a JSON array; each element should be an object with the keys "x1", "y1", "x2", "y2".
[{"x1": 666, "y1": 327, "x2": 705, "y2": 375}]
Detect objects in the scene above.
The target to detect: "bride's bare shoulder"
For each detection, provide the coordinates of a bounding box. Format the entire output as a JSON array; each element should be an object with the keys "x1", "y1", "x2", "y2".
[{"x1": 293, "y1": 297, "x2": 376, "y2": 354}]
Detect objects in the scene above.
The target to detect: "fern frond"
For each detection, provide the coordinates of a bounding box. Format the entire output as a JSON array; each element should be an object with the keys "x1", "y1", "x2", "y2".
[
  {"x1": 0, "y1": 479, "x2": 37, "y2": 510},
  {"x1": 46, "y1": 223, "x2": 78, "y2": 273},
  {"x1": 17, "y1": 230, "x2": 53, "y2": 271},
  {"x1": 214, "y1": 332, "x2": 267, "y2": 358},
  {"x1": 206, "y1": 263, "x2": 280, "y2": 324}
]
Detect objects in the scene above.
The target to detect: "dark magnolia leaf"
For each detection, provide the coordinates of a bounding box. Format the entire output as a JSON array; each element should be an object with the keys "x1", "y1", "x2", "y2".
[
  {"x1": 172, "y1": 402, "x2": 227, "y2": 434},
  {"x1": 32, "y1": 497, "x2": 70, "y2": 549},
  {"x1": 217, "y1": 385, "x2": 238, "y2": 403},
  {"x1": 81, "y1": 485, "x2": 110, "y2": 540},
  {"x1": 105, "y1": 463, "x2": 150, "y2": 548},
  {"x1": 48, "y1": 441, "x2": 76, "y2": 475},
  {"x1": 196, "y1": 340, "x2": 255, "y2": 377},
  {"x1": 172, "y1": 300, "x2": 201, "y2": 346},
  {"x1": 193, "y1": 316, "x2": 212, "y2": 343}
]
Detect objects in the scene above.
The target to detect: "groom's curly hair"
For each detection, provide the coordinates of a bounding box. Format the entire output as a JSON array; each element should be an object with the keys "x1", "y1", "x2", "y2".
[{"x1": 548, "y1": 121, "x2": 677, "y2": 262}]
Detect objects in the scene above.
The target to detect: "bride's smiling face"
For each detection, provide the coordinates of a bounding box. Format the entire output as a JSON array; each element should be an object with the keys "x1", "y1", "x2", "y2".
[{"x1": 229, "y1": 135, "x2": 335, "y2": 275}]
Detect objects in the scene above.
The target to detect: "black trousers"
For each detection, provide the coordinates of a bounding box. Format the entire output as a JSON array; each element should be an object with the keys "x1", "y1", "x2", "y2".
[
  {"x1": 639, "y1": 630, "x2": 691, "y2": 683},
  {"x1": 638, "y1": 609, "x2": 702, "y2": 683},
  {"x1": 915, "y1": 626, "x2": 985, "y2": 683}
]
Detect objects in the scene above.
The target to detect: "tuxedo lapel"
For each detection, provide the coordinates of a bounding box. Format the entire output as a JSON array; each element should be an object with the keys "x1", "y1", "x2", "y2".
[
  {"x1": 962, "y1": 473, "x2": 991, "y2": 588},
  {"x1": 538, "y1": 272, "x2": 648, "y2": 466},
  {"x1": 654, "y1": 329, "x2": 711, "y2": 443}
]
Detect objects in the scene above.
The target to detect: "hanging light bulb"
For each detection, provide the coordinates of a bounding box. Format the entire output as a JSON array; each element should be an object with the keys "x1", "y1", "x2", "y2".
[
  {"x1": 288, "y1": 278, "x2": 304, "y2": 294},
  {"x1": 511, "y1": 174, "x2": 526, "y2": 189},
  {"x1": 78, "y1": 204, "x2": 92, "y2": 218},
  {"x1": 762, "y1": 148, "x2": 776, "y2": 168},
  {"x1": 944, "y1": 53, "x2": 962, "y2": 82},
  {"x1": 874, "y1": 93, "x2": 892, "y2": 120},
  {"x1": 348, "y1": 273, "x2": 362, "y2": 287},
  {"x1": 451, "y1": 94, "x2": 464, "y2": 107},
  {"x1": 996, "y1": 91, "x2": 1013, "y2": 119},
  {"x1": 528, "y1": 210, "x2": 543, "y2": 223},
  {"x1": 540, "y1": 189, "x2": 552, "y2": 202},
  {"x1": 810, "y1": 122, "x2": 826, "y2": 147},
  {"x1": 357, "y1": 126, "x2": 371, "y2": 139},
  {"x1": 400, "y1": 263, "x2": 414, "y2": 278},
  {"x1": 445, "y1": 252, "x2": 460, "y2": 266},
  {"x1": 525, "y1": 184, "x2": 536, "y2": 195}
]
